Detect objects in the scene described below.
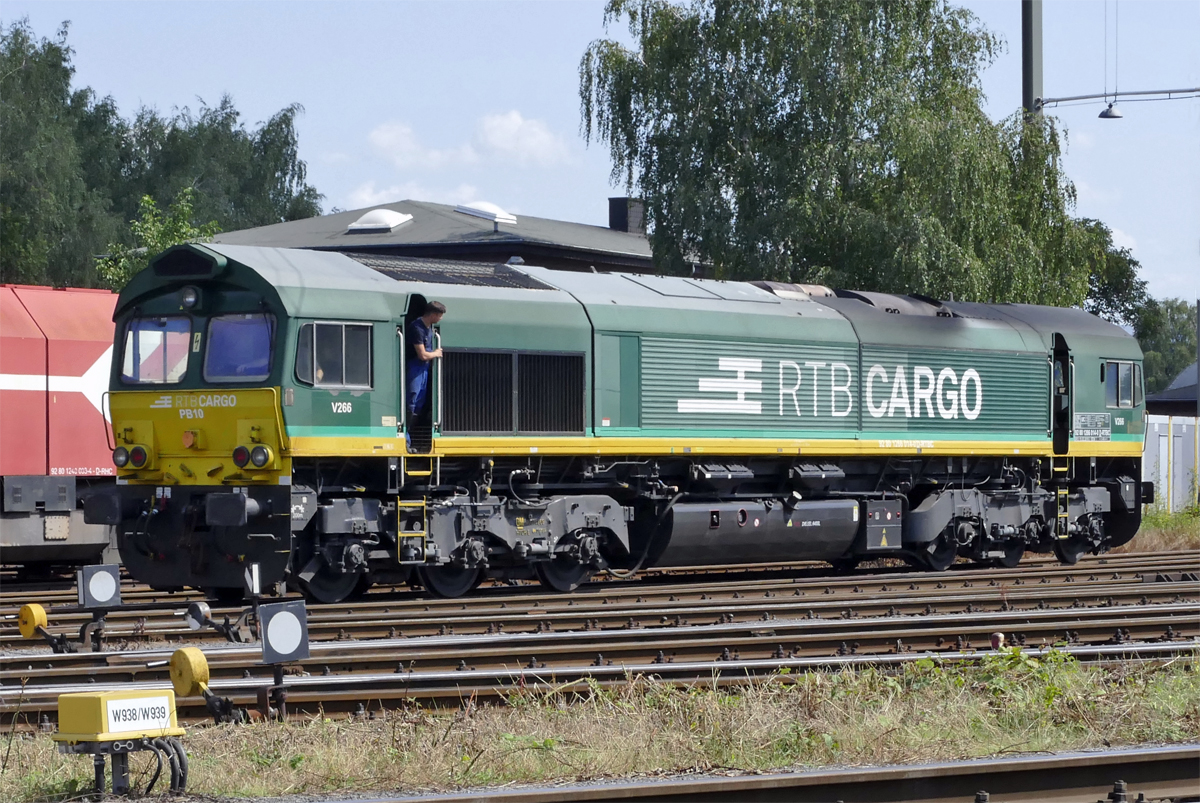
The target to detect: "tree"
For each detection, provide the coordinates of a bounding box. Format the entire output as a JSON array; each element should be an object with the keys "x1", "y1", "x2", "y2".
[
  {"x1": 579, "y1": 0, "x2": 1090, "y2": 306},
  {"x1": 0, "y1": 17, "x2": 322, "y2": 287},
  {"x1": 1135, "y1": 298, "x2": 1197, "y2": 395},
  {"x1": 116, "y1": 97, "x2": 323, "y2": 232},
  {"x1": 95, "y1": 188, "x2": 219, "y2": 290},
  {"x1": 1077, "y1": 218, "x2": 1149, "y2": 328},
  {"x1": 0, "y1": 20, "x2": 117, "y2": 286}
]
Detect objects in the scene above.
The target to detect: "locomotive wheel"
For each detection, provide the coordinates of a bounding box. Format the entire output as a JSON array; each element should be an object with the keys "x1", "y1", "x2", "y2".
[
  {"x1": 298, "y1": 569, "x2": 370, "y2": 604},
  {"x1": 993, "y1": 540, "x2": 1025, "y2": 569},
  {"x1": 535, "y1": 559, "x2": 594, "y2": 592},
  {"x1": 416, "y1": 566, "x2": 483, "y2": 599},
  {"x1": 1052, "y1": 539, "x2": 1090, "y2": 566},
  {"x1": 921, "y1": 535, "x2": 958, "y2": 572}
]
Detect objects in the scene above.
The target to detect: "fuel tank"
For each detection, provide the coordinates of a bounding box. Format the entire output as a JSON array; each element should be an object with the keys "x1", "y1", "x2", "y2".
[{"x1": 651, "y1": 499, "x2": 860, "y2": 567}]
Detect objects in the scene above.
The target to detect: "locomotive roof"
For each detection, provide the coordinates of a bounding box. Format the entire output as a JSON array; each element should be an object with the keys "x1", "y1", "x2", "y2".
[{"x1": 123, "y1": 245, "x2": 1143, "y2": 362}]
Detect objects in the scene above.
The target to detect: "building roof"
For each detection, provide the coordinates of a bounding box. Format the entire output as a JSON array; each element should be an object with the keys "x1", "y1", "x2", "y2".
[
  {"x1": 1147, "y1": 360, "x2": 1199, "y2": 417},
  {"x1": 211, "y1": 200, "x2": 653, "y2": 271}
]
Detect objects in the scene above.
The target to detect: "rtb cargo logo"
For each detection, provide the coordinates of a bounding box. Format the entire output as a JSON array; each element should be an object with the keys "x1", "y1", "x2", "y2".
[
  {"x1": 678, "y1": 359, "x2": 982, "y2": 420},
  {"x1": 146, "y1": 393, "x2": 238, "y2": 419}
]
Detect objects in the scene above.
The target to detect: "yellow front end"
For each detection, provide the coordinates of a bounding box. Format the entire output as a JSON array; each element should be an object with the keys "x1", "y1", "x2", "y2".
[{"x1": 109, "y1": 388, "x2": 290, "y2": 486}]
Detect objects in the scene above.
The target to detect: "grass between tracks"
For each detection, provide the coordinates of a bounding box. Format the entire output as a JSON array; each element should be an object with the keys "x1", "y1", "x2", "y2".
[{"x1": 2, "y1": 651, "x2": 1198, "y2": 801}]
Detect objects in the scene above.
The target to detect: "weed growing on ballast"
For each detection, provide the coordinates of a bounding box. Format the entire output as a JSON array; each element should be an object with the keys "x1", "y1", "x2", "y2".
[{"x1": 3, "y1": 653, "x2": 1196, "y2": 801}]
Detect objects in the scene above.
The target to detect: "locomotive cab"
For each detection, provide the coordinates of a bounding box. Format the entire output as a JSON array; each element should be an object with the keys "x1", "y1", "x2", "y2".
[{"x1": 86, "y1": 245, "x2": 294, "y2": 594}]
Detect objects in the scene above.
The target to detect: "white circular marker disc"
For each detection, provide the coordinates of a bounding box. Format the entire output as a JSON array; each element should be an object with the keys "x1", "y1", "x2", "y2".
[
  {"x1": 267, "y1": 611, "x2": 302, "y2": 655},
  {"x1": 89, "y1": 571, "x2": 117, "y2": 603}
]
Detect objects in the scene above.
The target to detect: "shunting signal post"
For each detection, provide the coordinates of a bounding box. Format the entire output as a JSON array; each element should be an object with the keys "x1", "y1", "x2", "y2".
[
  {"x1": 18, "y1": 562, "x2": 274, "y2": 653},
  {"x1": 171, "y1": 598, "x2": 312, "y2": 724}
]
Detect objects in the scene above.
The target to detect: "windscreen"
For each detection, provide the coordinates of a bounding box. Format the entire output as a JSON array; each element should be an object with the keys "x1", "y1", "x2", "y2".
[
  {"x1": 204, "y1": 313, "x2": 275, "y2": 382},
  {"x1": 121, "y1": 317, "x2": 191, "y2": 384}
]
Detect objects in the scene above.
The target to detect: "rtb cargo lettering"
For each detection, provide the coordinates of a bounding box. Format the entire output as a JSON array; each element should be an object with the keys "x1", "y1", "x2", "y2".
[{"x1": 679, "y1": 359, "x2": 982, "y2": 420}]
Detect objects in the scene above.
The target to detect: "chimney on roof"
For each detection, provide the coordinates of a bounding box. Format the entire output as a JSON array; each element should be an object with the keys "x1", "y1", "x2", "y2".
[{"x1": 608, "y1": 197, "x2": 646, "y2": 235}]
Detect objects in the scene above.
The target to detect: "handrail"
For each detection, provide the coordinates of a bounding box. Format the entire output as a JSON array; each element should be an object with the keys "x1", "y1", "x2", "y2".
[
  {"x1": 433, "y1": 328, "x2": 443, "y2": 434},
  {"x1": 1069, "y1": 358, "x2": 1076, "y2": 440},
  {"x1": 397, "y1": 325, "x2": 406, "y2": 431}
]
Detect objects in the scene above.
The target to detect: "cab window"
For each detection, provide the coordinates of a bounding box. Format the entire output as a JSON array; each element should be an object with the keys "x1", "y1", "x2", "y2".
[
  {"x1": 1105, "y1": 360, "x2": 1139, "y2": 409},
  {"x1": 203, "y1": 313, "x2": 275, "y2": 382},
  {"x1": 121, "y1": 317, "x2": 191, "y2": 384},
  {"x1": 295, "y1": 322, "x2": 372, "y2": 388}
]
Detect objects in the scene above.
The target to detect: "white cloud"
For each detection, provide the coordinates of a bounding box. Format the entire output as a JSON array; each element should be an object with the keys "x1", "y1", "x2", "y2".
[
  {"x1": 362, "y1": 113, "x2": 569, "y2": 174},
  {"x1": 368, "y1": 122, "x2": 477, "y2": 169},
  {"x1": 321, "y1": 151, "x2": 351, "y2": 164},
  {"x1": 1110, "y1": 227, "x2": 1137, "y2": 252},
  {"x1": 1072, "y1": 131, "x2": 1094, "y2": 149},
  {"x1": 475, "y1": 111, "x2": 570, "y2": 167},
  {"x1": 345, "y1": 180, "x2": 479, "y2": 209}
]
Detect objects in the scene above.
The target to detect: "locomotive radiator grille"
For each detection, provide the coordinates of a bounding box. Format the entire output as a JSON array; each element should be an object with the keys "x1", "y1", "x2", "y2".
[
  {"x1": 519, "y1": 353, "x2": 585, "y2": 434},
  {"x1": 443, "y1": 351, "x2": 513, "y2": 433},
  {"x1": 442, "y1": 351, "x2": 584, "y2": 435}
]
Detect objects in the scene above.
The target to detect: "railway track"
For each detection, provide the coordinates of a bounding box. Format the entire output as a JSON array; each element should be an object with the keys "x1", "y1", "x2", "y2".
[
  {"x1": 1, "y1": 553, "x2": 1195, "y2": 725},
  {"x1": 3, "y1": 550, "x2": 1192, "y2": 610},
  {"x1": 3, "y1": 551, "x2": 1195, "y2": 649}
]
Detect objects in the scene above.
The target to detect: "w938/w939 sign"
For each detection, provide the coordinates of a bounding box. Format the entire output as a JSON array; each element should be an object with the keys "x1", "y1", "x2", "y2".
[{"x1": 105, "y1": 695, "x2": 172, "y2": 734}]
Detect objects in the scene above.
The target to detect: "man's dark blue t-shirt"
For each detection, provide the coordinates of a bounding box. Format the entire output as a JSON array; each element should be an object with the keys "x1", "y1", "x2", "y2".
[{"x1": 407, "y1": 318, "x2": 433, "y2": 372}]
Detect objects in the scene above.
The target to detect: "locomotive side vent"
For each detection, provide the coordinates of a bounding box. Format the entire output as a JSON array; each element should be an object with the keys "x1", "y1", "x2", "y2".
[
  {"x1": 442, "y1": 351, "x2": 513, "y2": 433},
  {"x1": 518, "y1": 353, "x2": 585, "y2": 434},
  {"x1": 441, "y1": 351, "x2": 585, "y2": 435}
]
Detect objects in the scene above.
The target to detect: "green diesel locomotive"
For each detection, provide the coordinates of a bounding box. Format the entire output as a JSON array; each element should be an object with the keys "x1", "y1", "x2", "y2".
[{"x1": 85, "y1": 243, "x2": 1150, "y2": 602}]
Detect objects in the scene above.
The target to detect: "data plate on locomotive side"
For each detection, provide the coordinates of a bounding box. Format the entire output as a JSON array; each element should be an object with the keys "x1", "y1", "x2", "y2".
[{"x1": 1074, "y1": 413, "x2": 1111, "y2": 442}]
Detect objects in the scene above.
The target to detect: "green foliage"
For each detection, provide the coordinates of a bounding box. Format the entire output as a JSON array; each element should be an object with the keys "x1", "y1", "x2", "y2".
[
  {"x1": 0, "y1": 20, "x2": 118, "y2": 287},
  {"x1": 499, "y1": 732, "x2": 560, "y2": 752},
  {"x1": 0, "y1": 17, "x2": 321, "y2": 288},
  {"x1": 95, "y1": 188, "x2": 220, "y2": 289},
  {"x1": 1078, "y1": 218, "x2": 1149, "y2": 327},
  {"x1": 579, "y1": 0, "x2": 1107, "y2": 308},
  {"x1": 1134, "y1": 297, "x2": 1197, "y2": 394},
  {"x1": 1141, "y1": 504, "x2": 1200, "y2": 536},
  {"x1": 974, "y1": 647, "x2": 1075, "y2": 707},
  {"x1": 114, "y1": 97, "x2": 324, "y2": 233}
]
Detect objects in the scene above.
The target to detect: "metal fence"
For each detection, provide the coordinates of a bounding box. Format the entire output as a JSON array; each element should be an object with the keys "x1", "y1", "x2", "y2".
[{"x1": 1144, "y1": 415, "x2": 1199, "y2": 512}]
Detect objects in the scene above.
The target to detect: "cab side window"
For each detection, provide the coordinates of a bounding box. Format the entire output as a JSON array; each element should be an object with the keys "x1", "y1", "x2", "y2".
[
  {"x1": 1105, "y1": 360, "x2": 1139, "y2": 409},
  {"x1": 295, "y1": 322, "x2": 372, "y2": 388}
]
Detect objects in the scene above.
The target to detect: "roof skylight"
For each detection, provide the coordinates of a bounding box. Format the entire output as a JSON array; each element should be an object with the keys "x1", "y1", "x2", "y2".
[
  {"x1": 454, "y1": 201, "x2": 517, "y2": 226},
  {"x1": 346, "y1": 208, "x2": 413, "y2": 233}
]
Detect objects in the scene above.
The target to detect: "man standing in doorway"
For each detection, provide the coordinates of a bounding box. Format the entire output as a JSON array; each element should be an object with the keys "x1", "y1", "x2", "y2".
[{"x1": 407, "y1": 301, "x2": 446, "y2": 453}]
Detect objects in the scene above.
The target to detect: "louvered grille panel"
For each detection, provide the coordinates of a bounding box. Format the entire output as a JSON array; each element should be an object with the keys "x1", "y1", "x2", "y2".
[
  {"x1": 347, "y1": 254, "x2": 552, "y2": 289},
  {"x1": 518, "y1": 354, "x2": 585, "y2": 434},
  {"x1": 443, "y1": 351, "x2": 513, "y2": 433}
]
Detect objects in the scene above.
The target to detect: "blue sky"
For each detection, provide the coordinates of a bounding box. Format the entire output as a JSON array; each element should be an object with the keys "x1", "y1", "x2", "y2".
[{"x1": 6, "y1": 1, "x2": 1197, "y2": 300}]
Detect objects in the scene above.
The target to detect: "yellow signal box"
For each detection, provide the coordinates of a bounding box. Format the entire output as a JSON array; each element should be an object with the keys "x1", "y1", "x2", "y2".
[
  {"x1": 54, "y1": 689, "x2": 185, "y2": 744},
  {"x1": 54, "y1": 689, "x2": 187, "y2": 796}
]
